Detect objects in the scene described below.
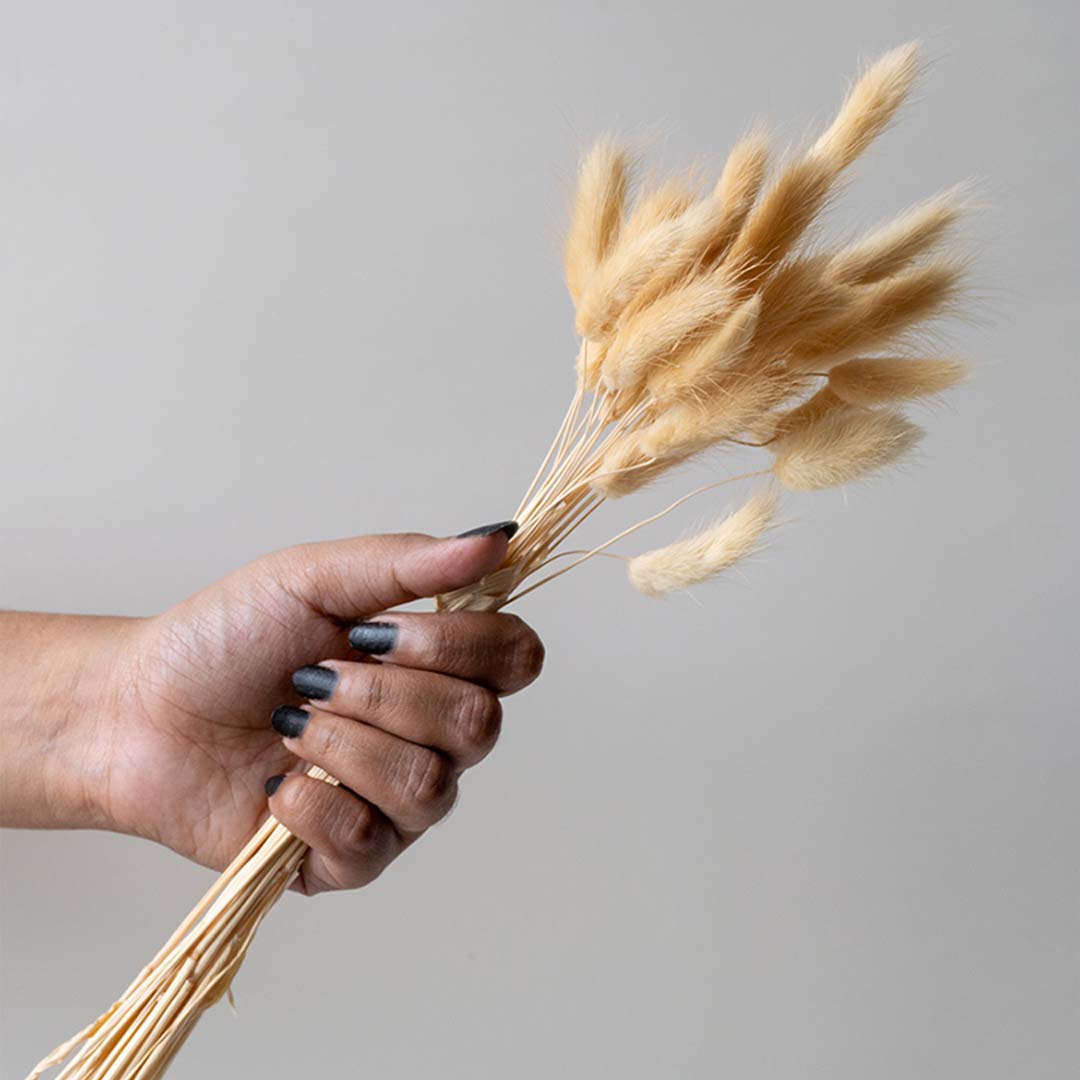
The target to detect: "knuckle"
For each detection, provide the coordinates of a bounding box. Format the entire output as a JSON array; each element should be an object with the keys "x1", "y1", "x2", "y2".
[
  {"x1": 262, "y1": 544, "x2": 306, "y2": 580},
  {"x1": 277, "y1": 776, "x2": 320, "y2": 827},
  {"x1": 359, "y1": 665, "x2": 389, "y2": 716},
  {"x1": 277, "y1": 776, "x2": 307, "y2": 818},
  {"x1": 506, "y1": 620, "x2": 545, "y2": 684},
  {"x1": 270, "y1": 543, "x2": 330, "y2": 597},
  {"x1": 426, "y1": 625, "x2": 466, "y2": 673},
  {"x1": 457, "y1": 688, "x2": 502, "y2": 759},
  {"x1": 311, "y1": 713, "x2": 343, "y2": 759},
  {"x1": 405, "y1": 750, "x2": 456, "y2": 817},
  {"x1": 339, "y1": 801, "x2": 380, "y2": 858}
]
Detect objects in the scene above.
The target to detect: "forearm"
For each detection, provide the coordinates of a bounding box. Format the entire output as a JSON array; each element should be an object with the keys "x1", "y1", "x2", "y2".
[{"x1": 0, "y1": 611, "x2": 138, "y2": 830}]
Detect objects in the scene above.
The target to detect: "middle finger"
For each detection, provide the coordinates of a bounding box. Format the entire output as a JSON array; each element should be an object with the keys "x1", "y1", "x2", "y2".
[
  {"x1": 345, "y1": 610, "x2": 545, "y2": 696},
  {"x1": 288, "y1": 661, "x2": 502, "y2": 769}
]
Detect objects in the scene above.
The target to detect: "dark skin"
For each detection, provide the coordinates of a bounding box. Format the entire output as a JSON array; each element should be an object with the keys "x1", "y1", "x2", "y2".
[{"x1": 0, "y1": 529, "x2": 544, "y2": 895}]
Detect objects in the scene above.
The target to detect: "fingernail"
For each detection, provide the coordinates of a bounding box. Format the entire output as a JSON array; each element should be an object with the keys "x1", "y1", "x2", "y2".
[
  {"x1": 271, "y1": 705, "x2": 310, "y2": 739},
  {"x1": 292, "y1": 664, "x2": 338, "y2": 701},
  {"x1": 455, "y1": 520, "x2": 519, "y2": 540},
  {"x1": 348, "y1": 621, "x2": 398, "y2": 655},
  {"x1": 265, "y1": 774, "x2": 285, "y2": 796}
]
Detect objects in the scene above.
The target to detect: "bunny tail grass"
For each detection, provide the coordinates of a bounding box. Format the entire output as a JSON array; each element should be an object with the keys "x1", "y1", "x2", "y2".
[
  {"x1": 628, "y1": 488, "x2": 779, "y2": 596},
  {"x1": 771, "y1": 408, "x2": 924, "y2": 491}
]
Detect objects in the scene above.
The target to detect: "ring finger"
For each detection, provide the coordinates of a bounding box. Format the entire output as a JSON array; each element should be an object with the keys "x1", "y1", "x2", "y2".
[
  {"x1": 288, "y1": 661, "x2": 502, "y2": 768},
  {"x1": 273, "y1": 705, "x2": 458, "y2": 835}
]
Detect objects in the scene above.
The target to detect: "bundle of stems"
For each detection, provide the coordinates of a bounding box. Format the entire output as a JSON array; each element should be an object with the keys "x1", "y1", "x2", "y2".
[{"x1": 31, "y1": 41, "x2": 971, "y2": 1078}]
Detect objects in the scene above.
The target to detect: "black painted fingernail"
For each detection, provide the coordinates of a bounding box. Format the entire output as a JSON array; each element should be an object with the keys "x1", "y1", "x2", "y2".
[
  {"x1": 348, "y1": 621, "x2": 398, "y2": 655},
  {"x1": 271, "y1": 705, "x2": 310, "y2": 739},
  {"x1": 455, "y1": 520, "x2": 519, "y2": 540},
  {"x1": 292, "y1": 664, "x2": 339, "y2": 701},
  {"x1": 265, "y1": 774, "x2": 285, "y2": 796}
]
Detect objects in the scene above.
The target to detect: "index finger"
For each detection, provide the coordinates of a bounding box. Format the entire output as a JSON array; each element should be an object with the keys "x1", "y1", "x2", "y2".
[
  {"x1": 346, "y1": 610, "x2": 546, "y2": 696},
  {"x1": 270, "y1": 521, "x2": 518, "y2": 619}
]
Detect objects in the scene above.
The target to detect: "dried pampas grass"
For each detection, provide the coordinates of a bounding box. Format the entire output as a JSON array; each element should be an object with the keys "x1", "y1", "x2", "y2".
[
  {"x1": 828, "y1": 186, "x2": 970, "y2": 285},
  {"x1": 786, "y1": 259, "x2": 966, "y2": 368},
  {"x1": 646, "y1": 294, "x2": 762, "y2": 405},
  {"x1": 629, "y1": 489, "x2": 779, "y2": 596},
  {"x1": 827, "y1": 357, "x2": 968, "y2": 405},
  {"x1": 810, "y1": 43, "x2": 920, "y2": 168},
  {"x1": 772, "y1": 408, "x2": 924, "y2": 491},
  {"x1": 33, "y1": 42, "x2": 975, "y2": 1079},
  {"x1": 564, "y1": 137, "x2": 630, "y2": 305}
]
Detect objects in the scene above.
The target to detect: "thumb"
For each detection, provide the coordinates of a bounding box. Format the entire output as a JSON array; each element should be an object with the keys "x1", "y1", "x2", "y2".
[{"x1": 271, "y1": 521, "x2": 518, "y2": 619}]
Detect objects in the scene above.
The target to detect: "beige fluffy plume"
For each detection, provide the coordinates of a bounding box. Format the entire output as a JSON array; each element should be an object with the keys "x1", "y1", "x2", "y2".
[
  {"x1": 725, "y1": 43, "x2": 918, "y2": 284},
  {"x1": 828, "y1": 186, "x2": 969, "y2": 285},
  {"x1": 628, "y1": 489, "x2": 779, "y2": 596},
  {"x1": 810, "y1": 43, "x2": 920, "y2": 168},
  {"x1": 786, "y1": 259, "x2": 964, "y2": 369},
  {"x1": 827, "y1": 357, "x2": 968, "y2": 405},
  {"x1": 601, "y1": 269, "x2": 736, "y2": 392},
  {"x1": 647, "y1": 294, "x2": 762, "y2": 404},
  {"x1": 624, "y1": 177, "x2": 697, "y2": 234},
  {"x1": 563, "y1": 137, "x2": 630, "y2": 306},
  {"x1": 771, "y1": 408, "x2": 923, "y2": 490}
]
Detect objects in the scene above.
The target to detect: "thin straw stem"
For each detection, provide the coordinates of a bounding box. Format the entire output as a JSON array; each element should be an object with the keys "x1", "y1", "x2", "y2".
[
  {"x1": 514, "y1": 374, "x2": 585, "y2": 521},
  {"x1": 507, "y1": 469, "x2": 772, "y2": 603}
]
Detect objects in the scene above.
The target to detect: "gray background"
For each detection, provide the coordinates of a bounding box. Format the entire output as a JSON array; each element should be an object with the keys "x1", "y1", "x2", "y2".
[{"x1": 2, "y1": 1, "x2": 1077, "y2": 1077}]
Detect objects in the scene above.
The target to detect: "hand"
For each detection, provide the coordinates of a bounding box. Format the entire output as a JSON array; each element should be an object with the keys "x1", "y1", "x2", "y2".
[{"x1": 3, "y1": 526, "x2": 544, "y2": 895}]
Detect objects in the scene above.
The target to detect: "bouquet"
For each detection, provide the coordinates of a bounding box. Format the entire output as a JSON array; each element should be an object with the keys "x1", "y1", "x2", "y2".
[{"x1": 31, "y1": 42, "x2": 972, "y2": 1078}]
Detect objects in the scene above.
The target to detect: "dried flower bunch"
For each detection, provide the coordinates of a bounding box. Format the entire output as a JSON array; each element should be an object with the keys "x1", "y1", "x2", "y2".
[
  {"x1": 437, "y1": 40, "x2": 968, "y2": 607},
  {"x1": 31, "y1": 42, "x2": 970, "y2": 1079}
]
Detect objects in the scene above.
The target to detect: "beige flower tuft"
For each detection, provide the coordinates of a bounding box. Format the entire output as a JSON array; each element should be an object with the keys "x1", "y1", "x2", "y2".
[
  {"x1": 563, "y1": 137, "x2": 630, "y2": 306},
  {"x1": 827, "y1": 357, "x2": 968, "y2": 406},
  {"x1": 629, "y1": 489, "x2": 779, "y2": 596},
  {"x1": 772, "y1": 408, "x2": 923, "y2": 490}
]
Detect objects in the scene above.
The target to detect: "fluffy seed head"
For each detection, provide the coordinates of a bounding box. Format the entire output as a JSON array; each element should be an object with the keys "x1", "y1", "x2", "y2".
[
  {"x1": 579, "y1": 180, "x2": 759, "y2": 341},
  {"x1": 828, "y1": 357, "x2": 969, "y2": 405},
  {"x1": 615, "y1": 196, "x2": 741, "y2": 322},
  {"x1": 601, "y1": 269, "x2": 736, "y2": 392},
  {"x1": 628, "y1": 488, "x2": 779, "y2": 596},
  {"x1": 750, "y1": 254, "x2": 847, "y2": 354},
  {"x1": 810, "y1": 42, "x2": 920, "y2": 170},
  {"x1": 771, "y1": 385, "x2": 848, "y2": 437},
  {"x1": 625, "y1": 176, "x2": 698, "y2": 235},
  {"x1": 640, "y1": 370, "x2": 795, "y2": 461},
  {"x1": 714, "y1": 133, "x2": 770, "y2": 222},
  {"x1": 564, "y1": 138, "x2": 631, "y2": 305},
  {"x1": 772, "y1": 408, "x2": 923, "y2": 490},
  {"x1": 694, "y1": 134, "x2": 772, "y2": 269},
  {"x1": 647, "y1": 294, "x2": 762, "y2": 404},
  {"x1": 829, "y1": 186, "x2": 969, "y2": 285},
  {"x1": 590, "y1": 438, "x2": 693, "y2": 498},
  {"x1": 621, "y1": 132, "x2": 771, "y2": 313},
  {"x1": 575, "y1": 214, "x2": 691, "y2": 339},
  {"x1": 723, "y1": 43, "x2": 919, "y2": 285},
  {"x1": 723, "y1": 154, "x2": 837, "y2": 282},
  {"x1": 786, "y1": 259, "x2": 964, "y2": 369}
]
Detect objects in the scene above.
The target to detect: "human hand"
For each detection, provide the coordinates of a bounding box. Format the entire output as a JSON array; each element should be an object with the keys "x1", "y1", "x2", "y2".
[{"x1": 89, "y1": 524, "x2": 543, "y2": 893}]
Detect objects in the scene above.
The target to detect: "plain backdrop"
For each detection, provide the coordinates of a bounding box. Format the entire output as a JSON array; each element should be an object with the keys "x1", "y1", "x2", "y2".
[{"x1": 2, "y1": 2, "x2": 1078, "y2": 1077}]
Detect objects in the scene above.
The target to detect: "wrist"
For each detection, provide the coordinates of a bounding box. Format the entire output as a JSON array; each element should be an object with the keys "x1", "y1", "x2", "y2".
[{"x1": 0, "y1": 612, "x2": 144, "y2": 832}]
